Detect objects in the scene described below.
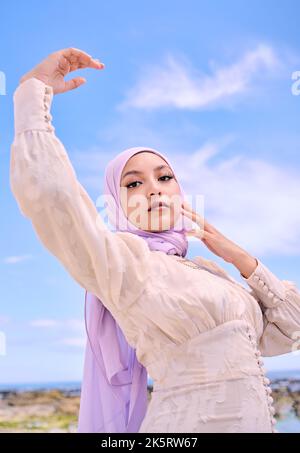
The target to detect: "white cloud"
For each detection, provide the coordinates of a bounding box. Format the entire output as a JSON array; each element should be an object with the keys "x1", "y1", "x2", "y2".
[
  {"x1": 30, "y1": 319, "x2": 61, "y2": 328},
  {"x1": 118, "y1": 44, "x2": 282, "y2": 111},
  {"x1": 59, "y1": 337, "x2": 86, "y2": 348},
  {"x1": 30, "y1": 318, "x2": 86, "y2": 349},
  {"x1": 168, "y1": 139, "x2": 300, "y2": 257},
  {"x1": 65, "y1": 319, "x2": 85, "y2": 331},
  {"x1": 30, "y1": 318, "x2": 85, "y2": 331},
  {"x1": 0, "y1": 316, "x2": 10, "y2": 326},
  {"x1": 3, "y1": 254, "x2": 33, "y2": 264}
]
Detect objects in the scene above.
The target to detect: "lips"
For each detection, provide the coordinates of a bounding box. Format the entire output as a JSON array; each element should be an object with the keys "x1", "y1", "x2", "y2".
[{"x1": 148, "y1": 201, "x2": 169, "y2": 211}]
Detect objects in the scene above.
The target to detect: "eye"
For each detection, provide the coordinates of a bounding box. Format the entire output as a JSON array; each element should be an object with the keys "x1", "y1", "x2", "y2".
[
  {"x1": 160, "y1": 175, "x2": 174, "y2": 182},
  {"x1": 126, "y1": 174, "x2": 174, "y2": 189},
  {"x1": 126, "y1": 175, "x2": 174, "y2": 189},
  {"x1": 126, "y1": 181, "x2": 142, "y2": 189}
]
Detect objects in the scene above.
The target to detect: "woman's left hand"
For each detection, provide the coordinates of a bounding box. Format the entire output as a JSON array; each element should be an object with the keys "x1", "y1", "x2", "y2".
[{"x1": 181, "y1": 200, "x2": 251, "y2": 265}]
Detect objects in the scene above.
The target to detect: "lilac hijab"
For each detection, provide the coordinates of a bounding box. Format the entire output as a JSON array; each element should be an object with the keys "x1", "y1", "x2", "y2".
[{"x1": 77, "y1": 146, "x2": 190, "y2": 433}]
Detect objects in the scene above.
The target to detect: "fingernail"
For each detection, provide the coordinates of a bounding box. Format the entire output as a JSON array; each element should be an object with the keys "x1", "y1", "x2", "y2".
[{"x1": 95, "y1": 59, "x2": 105, "y2": 67}]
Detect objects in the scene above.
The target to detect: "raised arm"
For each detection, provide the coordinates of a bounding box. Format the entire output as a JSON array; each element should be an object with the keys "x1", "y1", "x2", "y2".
[{"x1": 10, "y1": 49, "x2": 152, "y2": 316}]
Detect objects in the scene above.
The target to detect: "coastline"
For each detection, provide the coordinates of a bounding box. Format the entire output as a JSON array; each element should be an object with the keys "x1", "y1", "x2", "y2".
[{"x1": 0, "y1": 373, "x2": 299, "y2": 433}]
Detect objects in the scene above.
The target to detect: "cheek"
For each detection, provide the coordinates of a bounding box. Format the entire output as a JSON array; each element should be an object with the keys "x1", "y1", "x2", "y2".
[
  {"x1": 169, "y1": 183, "x2": 182, "y2": 218},
  {"x1": 170, "y1": 180, "x2": 181, "y2": 194},
  {"x1": 168, "y1": 182, "x2": 182, "y2": 204},
  {"x1": 123, "y1": 194, "x2": 133, "y2": 216},
  {"x1": 119, "y1": 189, "x2": 127, "y2": 215},
  {"x1": 122, "y1": 191, "x2": 148, "y2": 218}
]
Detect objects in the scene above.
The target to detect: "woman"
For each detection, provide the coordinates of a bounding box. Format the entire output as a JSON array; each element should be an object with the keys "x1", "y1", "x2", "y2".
[{"x1": 10, "y1": 48, "x2": 300, "y2": 433}]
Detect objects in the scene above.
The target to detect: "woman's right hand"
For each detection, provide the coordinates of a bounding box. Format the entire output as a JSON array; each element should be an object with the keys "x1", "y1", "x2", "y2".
[{"x1": 19, "y1": 47, "x2": 105, "y2": 95}]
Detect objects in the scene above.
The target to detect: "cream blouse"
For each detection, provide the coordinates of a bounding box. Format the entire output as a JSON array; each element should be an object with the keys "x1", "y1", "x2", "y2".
[{"x1": 9, "y1": 77, "x2": 300, "y2": 433}]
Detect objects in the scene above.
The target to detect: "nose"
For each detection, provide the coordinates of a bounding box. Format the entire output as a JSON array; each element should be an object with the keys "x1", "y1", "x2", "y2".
[
  {"x1": 147, "y1": 187, "x2": 162, "y2": 210},
  {"x1": 148, "y1": 189, "x2": 162, "y2": 198},
  {"x1": 147, "y1": 177, "x2": 162, "y2": 198}
]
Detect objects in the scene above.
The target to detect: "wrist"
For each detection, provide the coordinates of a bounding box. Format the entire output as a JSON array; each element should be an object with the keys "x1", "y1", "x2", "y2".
[
  {"x1": 14, "y1": 77, "x2": 54, "y2": 135},
  {"x1": 231, "y1": 249, "x2": 258, "y2": 279},
  {"x1": 20, "y1": 73, "x2": 50, "y2": 87}
]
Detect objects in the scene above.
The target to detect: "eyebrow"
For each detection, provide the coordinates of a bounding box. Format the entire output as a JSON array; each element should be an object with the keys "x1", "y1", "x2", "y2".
[{"x1": 121, "y1": 164, "x2": 171, "y2": 182}]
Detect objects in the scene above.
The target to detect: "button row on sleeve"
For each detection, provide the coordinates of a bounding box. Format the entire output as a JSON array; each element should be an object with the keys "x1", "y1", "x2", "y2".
[
  {"x1": 252, "y1": 274, "x2": 283, "y2": 306},
  {"x1": 43, "y1": 86, "x2": 54, "y2": 132}
]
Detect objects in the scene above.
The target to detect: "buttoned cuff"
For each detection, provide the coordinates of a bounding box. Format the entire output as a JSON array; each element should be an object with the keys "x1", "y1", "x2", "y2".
[
  {"x1": 240, "y1": 258, "x2": 286, "y2": 309},
  {"x1": 13, "y1": 77, "x2": 55, "y2": 135}
]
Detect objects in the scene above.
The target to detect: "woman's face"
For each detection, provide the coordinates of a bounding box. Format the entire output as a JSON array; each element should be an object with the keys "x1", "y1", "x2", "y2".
[{"x1": 120, "y1": 151, "x2": 182, "y2": 232}]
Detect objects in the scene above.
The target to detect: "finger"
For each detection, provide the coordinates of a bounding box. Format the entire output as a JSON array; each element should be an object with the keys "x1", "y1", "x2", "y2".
[
  {"x1": 63, "y1": 76, "x2": 86, "y2": 93},
  {"x1": 181, "y1": 206, "x2": 205, "y2": 229},
  {"x1": 74, "y1": 52, "x2": 104, "y2": 70},
  {"x1": 79, "y1": 55, "x2": 104, "y2": 70},
  {"x1": 186, "y1": 229, "x2": 205, "y2": 239},
  {"x1": 201, "y1": 230, "x2": 214, "y2": 240},
  {"x1": 58, "y1": 48, "x2": 103, "y2": 73},
  {"x1": 185, "y1": 229, "x2": 196, "y2": 236},
  {"x1": 181, "y1": 200, "x2": 206, "y2": 226},
  {"x1": 181, "y1": 204, "x2": 217, "y2": 234},
  {"x1": 182, "y1": 199, "x2": 201, "y2": 216},
  {"x1": 78, "y1": 58, "x2": 104, "y2": 69},
  {"x1": 61, "y1": 48, "x2": 104, "y2": 71},
  {"x1": 181, "y1": 199, "x2": 193, "y2": 211}
]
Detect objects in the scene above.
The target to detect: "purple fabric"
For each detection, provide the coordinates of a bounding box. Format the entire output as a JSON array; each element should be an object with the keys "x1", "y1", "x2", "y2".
[{"x1": 77, "y1": 146, "x2": 190, "y2": 433}]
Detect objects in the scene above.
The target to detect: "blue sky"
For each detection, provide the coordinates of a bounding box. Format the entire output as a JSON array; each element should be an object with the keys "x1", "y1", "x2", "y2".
[{"x1": 0, "y1": 0, "x2": 300, "y2": 384}]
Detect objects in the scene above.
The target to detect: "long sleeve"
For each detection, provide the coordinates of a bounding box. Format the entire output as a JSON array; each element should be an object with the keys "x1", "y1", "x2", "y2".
[
  {"x1": 240, "y1": 258, "x2": 300, "y2": 357},
  {"x1": 9, "y1": 77, "x2": 151, "y2": 315}
]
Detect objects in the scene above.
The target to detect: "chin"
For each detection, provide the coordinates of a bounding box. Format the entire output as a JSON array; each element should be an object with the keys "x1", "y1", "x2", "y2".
[
  {"x1": 129, "y1": 208, "x2": 181, "y2": 232},
  {"x1": 145, "y1": 226, "x2": 170, "y2": 232},
  {"x1": 140, "y1": 219, "x2": 176, "y2": 232}
]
